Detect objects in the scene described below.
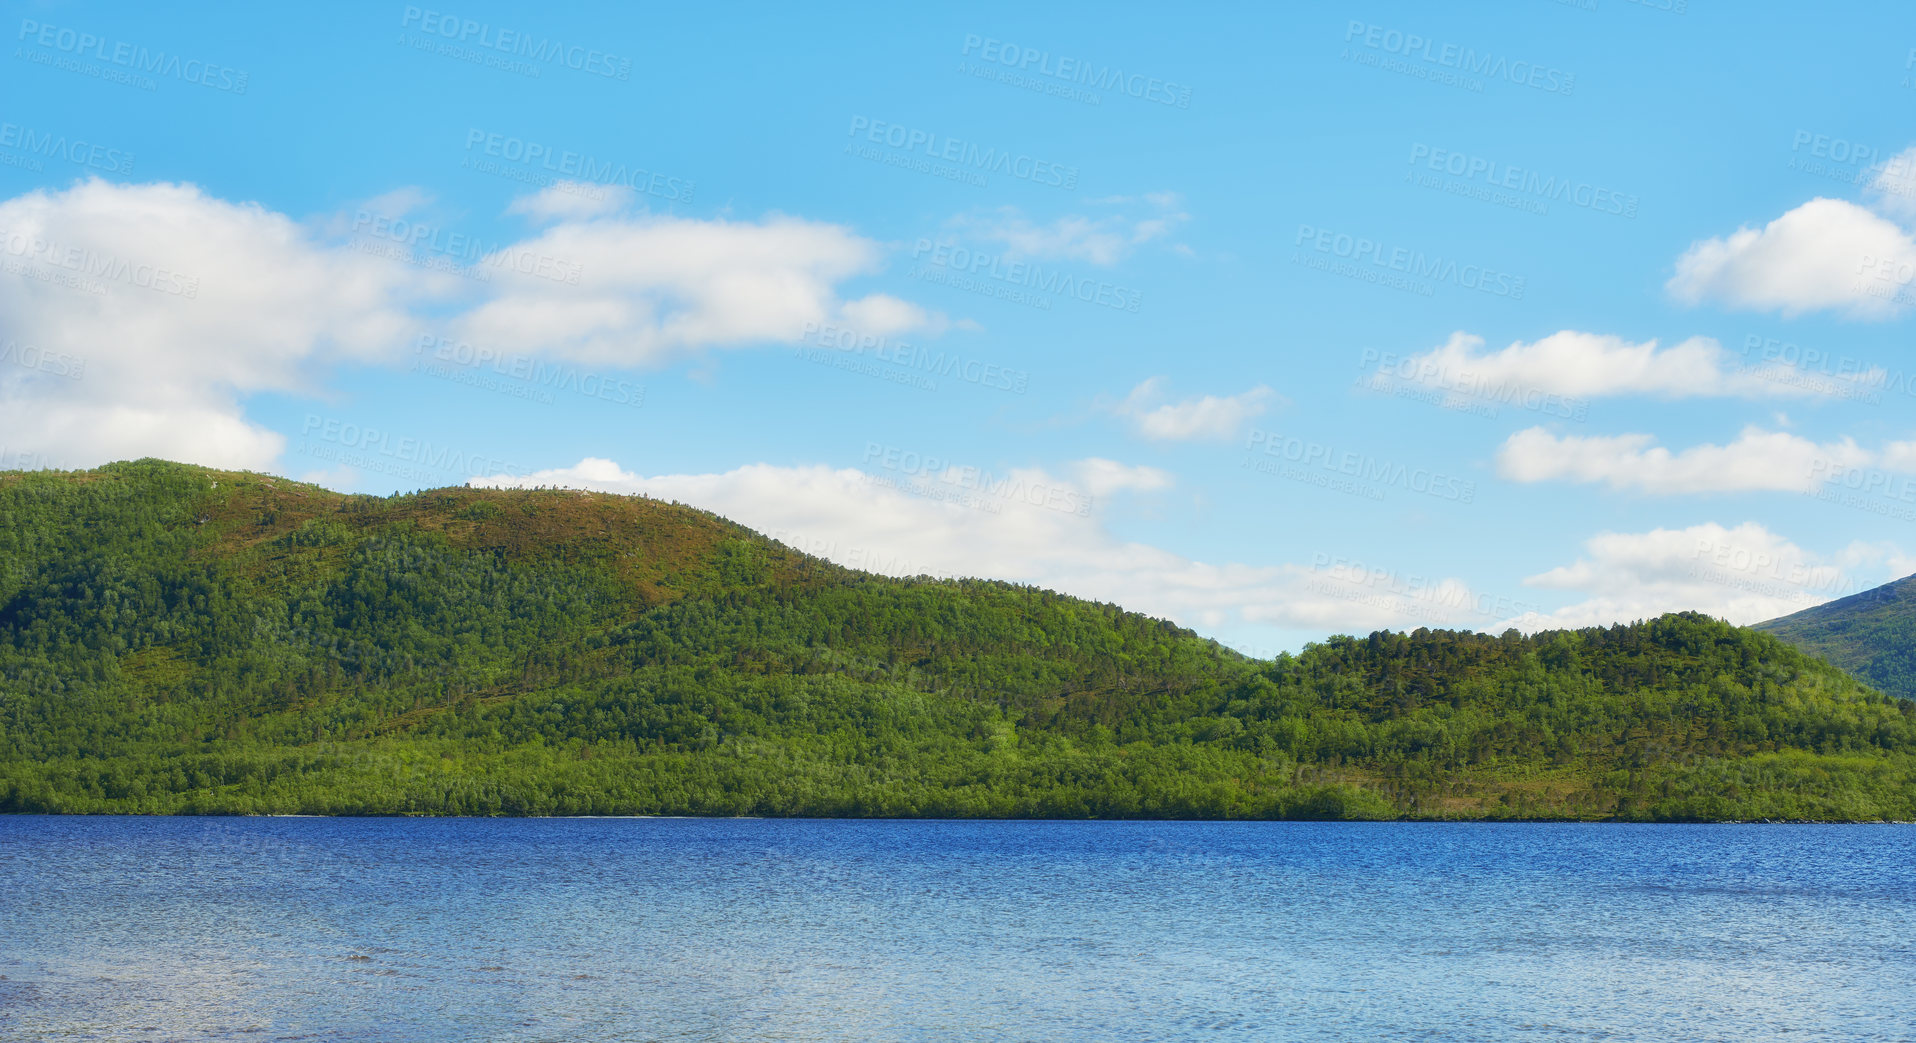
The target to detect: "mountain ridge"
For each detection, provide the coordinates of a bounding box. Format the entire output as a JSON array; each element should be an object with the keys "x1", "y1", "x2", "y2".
[
  {"x1": 2, "y1": 459, "x2": 1913, "y2": 821},
  {"x1": 1756, "y1": 573, "x2": 1916, "y2": 703}
]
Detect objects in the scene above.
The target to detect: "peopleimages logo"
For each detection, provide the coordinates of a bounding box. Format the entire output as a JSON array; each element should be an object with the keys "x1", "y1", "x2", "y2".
[
  {"x1": 1689, "y1": 538, "x2": 1859, "y2": 601},
  {"x1": 862, "y1": 443, "x2": 1094, "y2": 517},
  {"x1": 1342, "y1": 21, "x2": 1574, "y2": 96},
  {"x1": 1407, "y1": 144, "x2": 1637, "y2": 218},
  {"x1": 414, "y1": 335, "x2": 644, "y2": 407},
  {"x1": 958, "y1": 35, "x2": 1192, "y2": 108},
  {"x1": 1740, "y1": 334, "x2": 1898, "y2": 403},
  {"x1": 1358, "y1": 348, "x2": 1588, "y2": 421},
  {"x1": 1293, "y1": 224, "x2": 1525, "y2": 299},
  {"x1": 846, "y1": 116, "x2": 1079, "y2": 190},
  {"x1": 0, "y1": 227, "x2": 199, "y2": 298},
  {"x1": 909, "y1": 239, "x2": 1142, "y2": 312},
  {"x1": 1244, "y1": 428, "x2": 1477, "y2": 504},
  {"x1": 798, "y1": 322, "x2": 1030, "y2": 394},
  {"x1": 462, "y1": 129, "x2": 696, "y2": 203},
  {"x1": 0, "y1": 340, "x2": 85, "y2": 380},
  {"x1": 1789, "y1": 129, "x2": 1885, "y2": 169},
  {"x1": 399, "y1": 7, "x2": 632, "y2": 80},
  {"x1": 353, "y1": 212, "x2": 583, "y2": 284},
  {"x1": 299, "y1": 414, "x2": 528, "y2": 479},
  {"x1": 16, "y1": 19, "x2": 249, "y2": 93},
  {"x1": 1309, "y1": 553, "x2": 1542, "y2": 623},
  {"x1": 0, "y1": 122, "x2": 134, "y2": 175}
]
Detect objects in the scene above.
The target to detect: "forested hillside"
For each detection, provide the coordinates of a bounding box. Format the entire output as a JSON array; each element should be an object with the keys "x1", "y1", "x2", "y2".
[
  {"x1": 1757, "y1": 574, "x2": 1916, "y2": 703},
  {"x1": 2, "y1": 460, "x2": 1912, "y2": 820}
]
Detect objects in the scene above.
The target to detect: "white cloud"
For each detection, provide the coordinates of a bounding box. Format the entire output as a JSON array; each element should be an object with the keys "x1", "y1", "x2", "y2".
[
  {"x1": 1496, "y1": 426, "x2": 1875, "y2": 494},
  {"x1": 455, "y1": 208, "x2": 933, "y2": 365},
  {"x1": 0, "y1": 179, "x2": 457, "y2": 470},
  {"x1": 838, "y1": 293, "x2": 940, "y2": 337},
  {"x1": 1071, "y1": 458, "x2": 1175, "y2": 497},
  {"x1": 470, "y1": 456, "x2": 1518, "y2": 638},
  {"x1": 1116, "y1": 378, "x2": 1278, "y2": 442},
  {"x1": 1382, "y1": 330, "x2": 1877, "y2": 401},
  {"x1": 354, "y1": 186, "x2": 435, "y2": 223},
  {"x1": 505, "y1": 181, "x2": 637, "y2": 222},
  {"x1": 1867, "y1": 146, "x2": 1916, "y2": 219},
  {"x1": 292, "y1": 464, "x2": 365, "y2": 491},
  {"x1": 1500, "y1": 522, "x2": 1907, "y2": 631},
  {"x1": 945, "y1": 194, "x2": 1188, "y2": 265},
  {"x1": 0, "y1": 180, "x2": 944, "y2": 469},
  {"x1": 1882, "y1": 439, "x2": 1916, "y2": 472},
  {"x1": 1668, "y1": 197, "x2": 1916, "y2": 318}
]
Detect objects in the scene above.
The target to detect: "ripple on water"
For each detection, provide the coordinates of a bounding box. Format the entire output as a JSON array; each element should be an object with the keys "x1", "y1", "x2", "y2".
[{"x1": 0, "y1": 819, "x2": 1911, "y2": 1042}]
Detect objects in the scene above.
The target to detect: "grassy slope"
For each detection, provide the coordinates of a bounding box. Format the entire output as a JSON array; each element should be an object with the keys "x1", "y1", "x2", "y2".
[{"x1": 2, "y1": 459, "x2": 1913, "y2": 820}]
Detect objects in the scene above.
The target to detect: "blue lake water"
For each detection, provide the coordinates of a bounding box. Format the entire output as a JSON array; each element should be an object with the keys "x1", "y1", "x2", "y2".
[{"x1": 0, "y1": 819, "x2": 1911, "y2": 1041}]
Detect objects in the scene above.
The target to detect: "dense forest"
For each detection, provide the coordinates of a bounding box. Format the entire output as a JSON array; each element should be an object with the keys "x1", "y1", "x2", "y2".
[
  {"x1": 1758, "y1": 574, "x2": 1916, "y2": 703},
  {"x1": 2, "y1": 459, "x2": 1913, "y2": 820}
]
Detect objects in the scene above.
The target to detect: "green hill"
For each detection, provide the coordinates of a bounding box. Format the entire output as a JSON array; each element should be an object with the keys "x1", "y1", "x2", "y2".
[
  {"x1": 2, "y1": 459, "x2": 1912, "y2": 820},
  {"x1": 1756, "y1": 575, "x2": 1916, "y2": 703}
]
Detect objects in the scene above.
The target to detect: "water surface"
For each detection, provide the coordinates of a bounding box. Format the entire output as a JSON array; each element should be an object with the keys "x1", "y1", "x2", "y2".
[{"x1": 1, "y1": 819, "x2": 1910, "y2": 1041}]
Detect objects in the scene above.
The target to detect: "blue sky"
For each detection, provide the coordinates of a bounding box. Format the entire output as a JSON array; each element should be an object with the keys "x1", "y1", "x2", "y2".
[{"x1": 6, "y1": 0, "x2": 1916, "y2": 653}]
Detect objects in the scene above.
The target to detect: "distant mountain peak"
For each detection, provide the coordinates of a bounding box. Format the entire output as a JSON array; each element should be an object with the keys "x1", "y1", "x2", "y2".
[{"x1": 1757, "y1": 573, "x2": 1916, "y2": 701}]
